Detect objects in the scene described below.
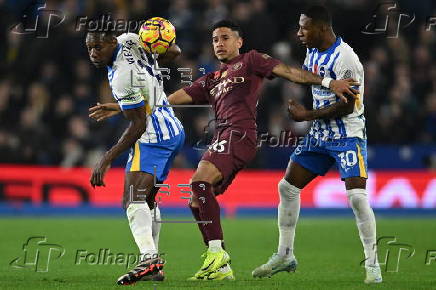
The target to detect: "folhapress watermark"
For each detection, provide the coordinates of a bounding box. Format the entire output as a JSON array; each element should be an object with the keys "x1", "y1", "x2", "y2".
[
  {"x1": 358, "y1": 236, "x2": 436, "y2": 272},
  {"x1": 10, "y1": 236, "x2": 165, "y2": 272},
  {"x1": 9, "y1": 236, "x2": 65, "y2": 272},
  {"x1": 362, "y1": 2, "x2": 436, "y2": 38},
  {"x1": 10, "y1": 2, "x2": 65, "y2": 38},
  {"x1": 75, "y1": 250, "x2": 164, "y2": 269}
]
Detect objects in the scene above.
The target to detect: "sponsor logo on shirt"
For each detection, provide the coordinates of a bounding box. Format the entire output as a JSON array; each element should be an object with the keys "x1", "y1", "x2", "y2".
[
  {"x1": 210, "y1": 77, "x2": 245, "y2": 99},
  {"x1": 118, "y1": 92, "x2": 139, "y2": 102}
]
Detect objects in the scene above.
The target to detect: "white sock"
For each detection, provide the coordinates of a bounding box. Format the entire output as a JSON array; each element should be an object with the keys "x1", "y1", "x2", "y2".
[
  {"x1": 277, "y1": 179, "x2": 301, "y2": 259},
  {"x1": 208, "y1": 240, "x2": 222, "y2": 253},
  {"x1": 347, "y1": 189, "x2": 379, "y2": 267},
  {"x1": 150, "y1": 206, "x2": 161, "y2": 251},
  {"x1": 126, "y1": 203, "x2": 157, "y2": 260}
]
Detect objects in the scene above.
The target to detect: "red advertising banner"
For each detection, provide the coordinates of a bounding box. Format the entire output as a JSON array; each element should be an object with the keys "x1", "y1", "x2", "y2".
[{"x1": 0, "y1": 167, "x2": 435, "y2": 213}]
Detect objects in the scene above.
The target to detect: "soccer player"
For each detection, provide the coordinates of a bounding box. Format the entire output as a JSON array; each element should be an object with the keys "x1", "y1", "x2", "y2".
[
  {"x1": 167, "y1": 19, "x2": 359, "y2": 280},
  {"x1": 86, "y1": 30, "x2": 184, "y2": 285},
  {"x1": 252, "y1": 6, "x2": 382, "y2": 284}
]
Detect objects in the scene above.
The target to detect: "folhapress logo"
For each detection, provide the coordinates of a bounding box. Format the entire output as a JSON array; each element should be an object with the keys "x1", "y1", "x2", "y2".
[
  {"x1": 10, "y1": 237, "x2": 65, "y2": 272},
  {"x1": 362, "y1": 2, "x2": 415, "y2": 38},
  {"x1": 10, "y1": 1, "x2": 65, "y2": 38},
  {"x1": 360, "y1": 236, "x2": 415, "y2": 272}
]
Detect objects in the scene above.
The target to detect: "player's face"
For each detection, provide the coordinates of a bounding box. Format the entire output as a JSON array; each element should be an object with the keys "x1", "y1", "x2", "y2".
[
  {"x1": 85, "y1": 34, "x2": 117, "y2": 68},
  {"x1": 212, "y1": 27, "x2": 243, "y2": 63},
  {"x1": 297, "y1": 14, "x2": 322, "y2": 49}
]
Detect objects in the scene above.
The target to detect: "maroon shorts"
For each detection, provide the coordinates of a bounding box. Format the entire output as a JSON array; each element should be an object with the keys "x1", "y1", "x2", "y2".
[{"x1": 201, "y1": 128, "x2": 257, "y2": 195}]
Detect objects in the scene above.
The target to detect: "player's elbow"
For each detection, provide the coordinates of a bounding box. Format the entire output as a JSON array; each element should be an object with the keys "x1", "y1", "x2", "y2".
[
  {"x1": 168, "y1": 89, "x2": 192, "y2": 105},
  {"x1": 159, "y1": 44, "x2": 181, "y2": 64},
  {"x1": 171, "y1": 44, "x2": 181, "y2": 58},
  {"x1": 167, "y1": 93, "x2": 177, "y2": 105}
]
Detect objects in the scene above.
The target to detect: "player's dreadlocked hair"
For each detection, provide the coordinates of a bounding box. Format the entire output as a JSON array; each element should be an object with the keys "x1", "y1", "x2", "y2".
[
  {"x1": 302, "y1": 5, "x2": 332, "y2": 26},
  {"x1": 212, "y1": 19, "x2": 243, "y2": 38}
]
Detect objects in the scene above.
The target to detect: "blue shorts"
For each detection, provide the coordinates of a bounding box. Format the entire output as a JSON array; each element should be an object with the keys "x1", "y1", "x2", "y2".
[
  {"x1": 125, "y1": 131, "x2": 185, "y2": 181},
  {"x1": 290, "y1": 136, "x2": 368, "y2": 179}
]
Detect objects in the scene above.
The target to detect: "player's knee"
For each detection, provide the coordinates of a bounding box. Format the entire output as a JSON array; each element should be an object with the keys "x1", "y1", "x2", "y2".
[
  {"x1": 278, "y1": 179, "x2": 301, "y2": 204},
  {"x1": 347, "y1": 189, "x2": 369, "y2": 211},
  {"x1": 191, "y1": 161, "x2": 222, "y2": 184},
  {"x1": 285, "y1": 161, "x2": 316, "y2": 189},
  {"x1": 189, "y1": 195, "x2": 200, "y2": 208},
  {"x1": 151, "y1": 206, "x2": 161, "y2": 222},
  {"x1": 126, "y1": 202, "x2": 150, "y2": 220}
]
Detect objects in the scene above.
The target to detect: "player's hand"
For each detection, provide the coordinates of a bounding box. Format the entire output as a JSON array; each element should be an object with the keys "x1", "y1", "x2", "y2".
[
  {"x1": 90, "y1": 158, "x2": 111, "y2": 188},
  {"x1": 329, "y1": 78, "x2": 360, "y2": 103},
  {"x1": 89, "y1": 102, "x2": 121, "y2": 122},
  {"x1": 288, "y1": 99, "x2": 309, "y2": 122}
]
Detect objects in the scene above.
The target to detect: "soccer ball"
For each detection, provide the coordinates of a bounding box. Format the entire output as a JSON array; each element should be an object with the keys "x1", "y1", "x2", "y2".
[{"x1": 139, "y1": 17, "x2": 176, "y2": 55}]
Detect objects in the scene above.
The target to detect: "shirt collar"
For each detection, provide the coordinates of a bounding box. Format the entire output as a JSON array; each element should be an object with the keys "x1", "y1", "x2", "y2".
[
  {"x1": 220, "y1": 53, "x2": 243, "y2": 69},
  {"x1": 317, "y1": 36, "x2": 341, "y2": 54},
  {"x1": 107, "y1": 43, "x2": 122, "y2": 69}
]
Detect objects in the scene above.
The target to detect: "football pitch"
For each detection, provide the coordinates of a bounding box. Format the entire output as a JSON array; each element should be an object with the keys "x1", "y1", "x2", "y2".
[{"x1": 1, "y1": 217, "x2": 435, "y2": 290}]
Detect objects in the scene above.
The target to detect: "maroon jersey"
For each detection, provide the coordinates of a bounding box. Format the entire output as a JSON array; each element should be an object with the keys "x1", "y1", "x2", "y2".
[{"x1": 184, "y1": 50, "x2": 281, "y2": 133}]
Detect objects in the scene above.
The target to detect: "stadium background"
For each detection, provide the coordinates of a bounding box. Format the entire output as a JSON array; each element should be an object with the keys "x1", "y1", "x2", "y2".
[{"x1": 0, "y1": 0, "x2": 435, "y2": 289}]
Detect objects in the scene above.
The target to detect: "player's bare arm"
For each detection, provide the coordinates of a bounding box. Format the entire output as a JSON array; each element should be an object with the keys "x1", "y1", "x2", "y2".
[
  {"x1": 89, "y1": 102, "x2": 121, "y2": 122},
  {"x1": 272, "y1": 63, "x2": 359, "y2": 102},
  {"x1": 287, "y1": 95, "x2": 355, "y2": 122},
  {"x1": 157, "y1": 43, "x2": 181, "y2": 65},
  {"x1": 90, "y1": 106, "x2": 147, "y2": 187},
  {"x1": 167, "y1": 89, "x2": 194, "y2": 105}
]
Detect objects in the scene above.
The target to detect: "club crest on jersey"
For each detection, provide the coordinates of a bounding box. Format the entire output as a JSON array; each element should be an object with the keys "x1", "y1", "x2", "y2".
[
  {"x1": 313, "y1": 64, "x2": 327, "y2": 77},
  {"x1": 232, "y1": 62, "x2": 243, "y2": 71},
  {"x1": 214, "y1": 71, "x2": 221, "y2": 79}
]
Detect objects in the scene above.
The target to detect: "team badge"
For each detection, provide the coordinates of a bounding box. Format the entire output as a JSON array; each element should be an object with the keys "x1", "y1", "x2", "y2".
[{"x1": 232, "y1": 62, "x2": 243, "y2": 71}]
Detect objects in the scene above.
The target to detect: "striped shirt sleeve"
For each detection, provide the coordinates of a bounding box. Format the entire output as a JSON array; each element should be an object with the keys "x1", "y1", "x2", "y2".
[{"x1": 111, "y1": 65, "x2": 152, "y2": 114}]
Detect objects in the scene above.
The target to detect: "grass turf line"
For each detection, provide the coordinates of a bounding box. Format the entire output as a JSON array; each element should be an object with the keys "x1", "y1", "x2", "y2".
[{"x1": 1, "y1": 218, "x2": 435, "y2": 289}]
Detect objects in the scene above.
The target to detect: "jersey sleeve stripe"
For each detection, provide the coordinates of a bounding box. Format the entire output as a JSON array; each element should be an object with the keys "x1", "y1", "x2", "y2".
[{"x1": 120, "y1": 100, "x2": 145, "y2": 110}]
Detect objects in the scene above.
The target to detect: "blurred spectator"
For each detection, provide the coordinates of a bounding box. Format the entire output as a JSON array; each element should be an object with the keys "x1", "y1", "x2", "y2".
[{"x1": 0, "y1": 0, "x2": 434, "y2": 168}]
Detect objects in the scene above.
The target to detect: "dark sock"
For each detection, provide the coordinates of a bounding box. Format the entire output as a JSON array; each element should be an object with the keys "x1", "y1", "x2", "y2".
[
  {"x1": 189, "y1": 203, "x2": 209, "y2": 246},
  {"x1": 191, "y1": 181, "x2": 223, "y2": 241}
]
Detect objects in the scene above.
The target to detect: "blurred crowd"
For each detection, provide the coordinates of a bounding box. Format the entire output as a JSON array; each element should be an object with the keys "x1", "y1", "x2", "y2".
[{"x1": 0, "y1": 0, "x2": 435, "y2": 167}]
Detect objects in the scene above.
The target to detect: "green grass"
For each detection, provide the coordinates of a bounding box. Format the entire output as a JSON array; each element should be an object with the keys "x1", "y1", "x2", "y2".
[{"x1": 1, "y1": 217, "x2": 435, "y2": 289}]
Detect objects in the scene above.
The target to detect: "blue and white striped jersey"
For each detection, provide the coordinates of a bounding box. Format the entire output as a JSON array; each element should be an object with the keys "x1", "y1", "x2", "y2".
[
  {"x1": 303, "y1": 37, "x2": 366, "y2": 140},
  {"x1": 107, "y1": 33, "x2": 183, "y2": 143}
]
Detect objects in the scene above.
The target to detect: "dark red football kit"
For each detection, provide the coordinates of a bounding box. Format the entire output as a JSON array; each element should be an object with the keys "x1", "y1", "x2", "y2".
[{"x1": 184, "y1": 50, "x2": 281, "y2": 194}]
